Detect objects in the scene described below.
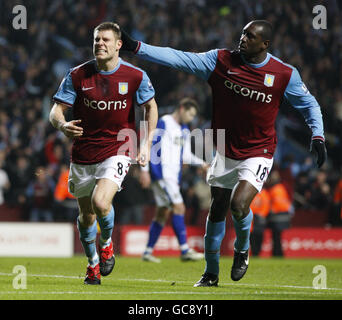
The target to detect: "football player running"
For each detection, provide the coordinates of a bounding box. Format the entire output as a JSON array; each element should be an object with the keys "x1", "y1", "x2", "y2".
[
  {"x1": 120, "y1": 20, "x2": 326, "y2": 287},
  {"x1": 50, "y1": 22, "x2": 158, "y2": 285}
]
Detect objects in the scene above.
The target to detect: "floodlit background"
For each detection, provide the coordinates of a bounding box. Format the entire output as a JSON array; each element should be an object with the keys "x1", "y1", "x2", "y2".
[{"x1": 0, "y1": 0, "x2": 341, "y2": 258}]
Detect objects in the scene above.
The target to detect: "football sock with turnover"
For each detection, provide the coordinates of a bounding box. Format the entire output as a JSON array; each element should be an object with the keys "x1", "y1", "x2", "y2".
[
  {"x1": 77, "y1": 217, "x2": 99, "y2": 267},
  {"x1": 232, "y1": 208, "x2": 253, "y2": 252},
  {"x1": 144, "y1": 220, "x2": 164, "y2": 255},
  {"x1": 171, "y1": 214, "x2": 189, "y2": 254},
  {"x1": 204, "y1": 218, "x2": 226, "y2": 276},
  {"x1": 97, "y1": 206, "x2": 115, "y2": 248}
]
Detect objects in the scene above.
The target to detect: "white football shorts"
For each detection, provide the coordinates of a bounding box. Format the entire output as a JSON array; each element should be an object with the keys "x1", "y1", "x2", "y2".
[
  {"x1": 206, "y1": 152, "x2": 273, "y2": 192},
  {"x1": 151, "y1": 179, "x2": 183, "y2": 208},
  {"x1": 68, "y1": 155, "x2": 131, "y2": 198}
]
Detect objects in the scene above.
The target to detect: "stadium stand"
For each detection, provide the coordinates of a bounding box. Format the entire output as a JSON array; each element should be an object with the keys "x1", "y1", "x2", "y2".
[{"x1": 0, "y1": 0, "x2": 341, "y2": 228}]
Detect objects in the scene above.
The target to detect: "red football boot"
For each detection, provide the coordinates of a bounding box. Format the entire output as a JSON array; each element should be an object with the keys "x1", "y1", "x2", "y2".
[
  {"x1": 84, "y1": 263, "x2": 101, "y2": 285},
  {"x1": 98, "y1": 241, "x2": 115, "y2": 276}
]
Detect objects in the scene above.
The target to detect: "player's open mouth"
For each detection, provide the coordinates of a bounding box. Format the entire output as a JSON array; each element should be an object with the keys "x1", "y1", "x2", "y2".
[{"x1": 96, "y1": 49, "x2": 107, "y2": 54}]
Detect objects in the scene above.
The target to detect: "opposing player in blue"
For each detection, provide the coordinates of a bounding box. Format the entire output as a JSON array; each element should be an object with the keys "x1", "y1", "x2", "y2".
[
  {"x1": 120, "y1": 20, "x2": 326, "y2": 286},
  {"x1": 140, "y1": 98, "x2": 207, "y2": 263}
]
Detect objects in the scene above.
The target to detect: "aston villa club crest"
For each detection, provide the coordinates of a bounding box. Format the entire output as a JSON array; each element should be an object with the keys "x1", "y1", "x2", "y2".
[
  {"x1": 264, "y1": 74, "x2": 275, "y2": 87},
  {"x1": 118, "y1": 82, "x2": 128, "y2": 95}
]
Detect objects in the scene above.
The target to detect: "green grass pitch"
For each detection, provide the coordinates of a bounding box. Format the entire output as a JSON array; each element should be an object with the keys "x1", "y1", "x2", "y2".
[{"x1": 0, "y1": 256, "x2": 341, "y2": 300}]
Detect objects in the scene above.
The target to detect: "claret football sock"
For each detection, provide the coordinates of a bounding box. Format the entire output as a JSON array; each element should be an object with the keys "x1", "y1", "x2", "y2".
[
  {"x1": 97, "y1": 206, "x2": 115, "y2": 248},
  {"x1": 204, "y1": 218, "x2": 226, "y2": 276},
  {"x1": 144, "y1": 220, "x2": 164, "y2": 254},
  {"x1": 171, "y1": 214, "x2": 189, "y2": 254},
  {"x1": 232, "y1": 209, "x2": 253, "y2": 252},
  {"x1": 77, "y1": 217, "x2": 99, "y2": 266}
]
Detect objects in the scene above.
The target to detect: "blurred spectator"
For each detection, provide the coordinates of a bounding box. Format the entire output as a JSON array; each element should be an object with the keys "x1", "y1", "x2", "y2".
[
  {"x1": 6, "y1": 155, "x2": 33, "y2": 211},
  {"x1": 54, "y1": 164, "x2": 78, "y2": 222},
  {"x1": 267, "y1": 169, "x2": 292, "y2": 257},
  {"x1": 250, "y1": 188, "x2": 271, "y2": 256},
  {"x1": 293, "y1": 171, "x2": 312, "y2": 209},
  {"x1": 332, "y1": 176, "x2": 342, "y2": 226},
  {"x1": 299, "y1": 156, "x2": 315, "y2": 175},
  {"x1": 309, "y1": 171, "x2": 332, "y2": 211},
  {"x1": 0, "y1": 149, "x2": 10, "y2": 205},
  {"x1": 26, "y1": 166, "x2": 55, "y2": 222}
]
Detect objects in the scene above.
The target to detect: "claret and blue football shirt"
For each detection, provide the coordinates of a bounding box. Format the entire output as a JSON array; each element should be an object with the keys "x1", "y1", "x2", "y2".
[
  {"x1": 53, "y1": 58, "x2": 155, "y2": 164},
  {"x1": 135, "y1": 43, "x2": 324, "y2": 160}
]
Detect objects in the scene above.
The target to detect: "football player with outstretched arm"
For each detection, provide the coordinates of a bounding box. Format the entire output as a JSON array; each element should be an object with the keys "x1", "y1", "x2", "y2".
[{"x1": 120, "y1": 20, "x2": 326, "y2": 287}]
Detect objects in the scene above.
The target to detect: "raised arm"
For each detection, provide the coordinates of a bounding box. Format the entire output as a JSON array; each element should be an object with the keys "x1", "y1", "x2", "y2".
[{"x1": 120, "y1": 29, "x2": 217, "y2": 81}]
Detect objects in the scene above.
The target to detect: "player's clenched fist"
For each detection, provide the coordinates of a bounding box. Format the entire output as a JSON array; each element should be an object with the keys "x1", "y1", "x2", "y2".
[
  {"x1": 136, "y1": 142, "x2": 150, "y2": 167},
  {"x1": 60, "y1": 119, "x2": 83, "y2": 138},
  {"x1": 136, "y1": 143, "x2": 151, "y2": 167}
]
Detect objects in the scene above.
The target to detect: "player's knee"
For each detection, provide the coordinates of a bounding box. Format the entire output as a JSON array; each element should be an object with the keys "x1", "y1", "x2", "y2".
[
  {"x1": 91, "y1": 197, "x2": 111, "y2": 218},
  {"x1": 208, "y1": 209, "x2": 226, "y2": 222},
  {"x1": 78, "y1": 213, "x2": 96, "y2": 228},
  {"x1": 230, "y1": 198, "x2": 249, "y2": 220},
  {"x1": 155, "y1": 207, "x2": 169, "y2": 224},
  {"x1": 208, "y1": 199, "x2": 228, "y2": 222}
]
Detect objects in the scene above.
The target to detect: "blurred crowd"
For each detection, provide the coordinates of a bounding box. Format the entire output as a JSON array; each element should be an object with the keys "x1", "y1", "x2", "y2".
[{"x1": 0, "y1": 0, "x2": 341, "y2": 225}]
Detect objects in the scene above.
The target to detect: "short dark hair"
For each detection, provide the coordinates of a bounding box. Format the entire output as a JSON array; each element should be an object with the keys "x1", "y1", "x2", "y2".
[
  {"x1": 178, "y1": 97, "x2": 199, "y2": 112},
  {"x1": 251, "y1": 20, "x2": 273, "y2": 42},
  {"x1": 94, "y1": 22, "x2": 121, "y2": 39}
]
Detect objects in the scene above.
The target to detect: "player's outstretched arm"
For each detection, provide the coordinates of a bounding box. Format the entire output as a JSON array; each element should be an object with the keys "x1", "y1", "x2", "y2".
[
  {"x1": 284, "y1": 67, "x2": 327, "y2": 168},
  {"x1": 120, "y1": 29, "x2": 217, "y2": 80},
  {"x1": 137, "y1": 98, "x2": 158, "y2": 167},
  {"x1": 49, "y1": 103, "x2": 83, "y2": 138}
]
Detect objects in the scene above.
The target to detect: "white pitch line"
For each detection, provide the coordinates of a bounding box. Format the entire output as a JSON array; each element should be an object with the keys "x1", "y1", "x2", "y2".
[
  {"x1": 0, "y1": 272, "x2": 80, "y2": 279},
  {"x1": 0, "y1": 291, "x2": 341, "y2": 296},
  {"x1": 1, "y1": 272, "x2": 342, "y2": 292},
  {"x1": 114, "y1": 277, "x2": 342, "y2": 292}
]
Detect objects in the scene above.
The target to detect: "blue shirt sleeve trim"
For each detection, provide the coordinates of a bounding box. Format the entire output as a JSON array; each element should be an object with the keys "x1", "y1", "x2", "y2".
[
  {"x1": 53, "y1": 69, "x2": 76, "y2": 106},
  {"x1": 137, "y1": 42, "x2": 218, "y2": 80},
  {"x1": 136, "y1": 71, "x2": 155, "y2": 105}
]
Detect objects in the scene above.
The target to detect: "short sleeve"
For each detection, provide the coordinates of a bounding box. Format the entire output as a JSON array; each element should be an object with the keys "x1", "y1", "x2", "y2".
[
  {"x1": 136, "y1": 71, "x2": 155, "y2": 106},
  {"x1": 53, "y1": 70, "x2": 77, "y2": 107}
]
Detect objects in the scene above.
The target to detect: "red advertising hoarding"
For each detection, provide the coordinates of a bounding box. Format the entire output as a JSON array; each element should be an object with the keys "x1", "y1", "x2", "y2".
[
  {"x1": 120, "y1": 225, "x2": 205, "y2": 256},
  {"x1": 120, "y1": 225, "x2": 342, "y2": 258},
  {"x1": 258, "y1": 228, "x2": 342, "y2": 258}
]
